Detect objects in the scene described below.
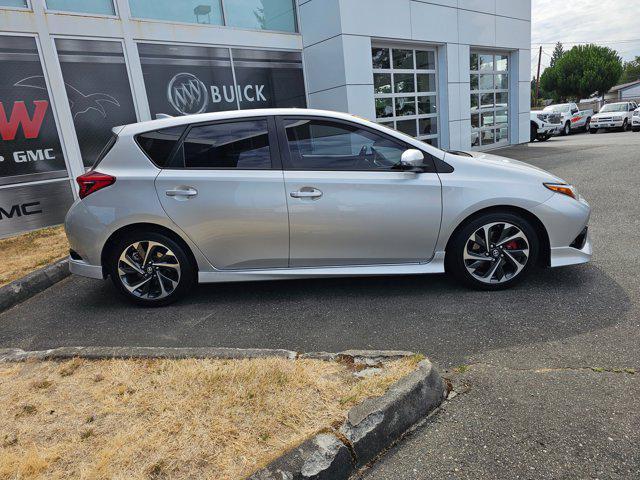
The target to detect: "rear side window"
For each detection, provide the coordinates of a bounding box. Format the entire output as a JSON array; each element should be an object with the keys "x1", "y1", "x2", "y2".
[
  {"x1": 136, "y1": 126, "x2": 186, "y2": 167},
  {"x1": 91, "y1": 134, "x2": 117, "y2": 170},
  {"x1": 174, "y1": 119, "x2": 272, "y2": 169}
]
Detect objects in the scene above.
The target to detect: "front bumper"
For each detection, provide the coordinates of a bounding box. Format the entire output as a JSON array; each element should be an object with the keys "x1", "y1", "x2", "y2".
[
  {"x1": 538, "y1": 123, "x2": 561, "y2": 135},
  {"x1": 531, "y1": 193, "x2": 592, "y2": 268},
  {"x1": 591, "y1": 119, "x2": 624, "y2": 129},
  {"x1": 549, "y1": 229, "x2": 592, "y2": 267},
  {"x1": 632, "y1": 117, "x2": 640, "y2": 127}
]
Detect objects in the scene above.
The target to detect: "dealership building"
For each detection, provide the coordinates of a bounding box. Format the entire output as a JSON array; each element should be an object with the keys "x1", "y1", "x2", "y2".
[{"x1": 0, "y1": 0, "x2": 532, "y2": 237}]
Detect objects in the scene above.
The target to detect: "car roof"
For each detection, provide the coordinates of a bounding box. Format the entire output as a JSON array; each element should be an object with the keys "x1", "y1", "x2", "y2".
[{"x1": 118, "y1": 108, "x2": 368, "y2": 136}]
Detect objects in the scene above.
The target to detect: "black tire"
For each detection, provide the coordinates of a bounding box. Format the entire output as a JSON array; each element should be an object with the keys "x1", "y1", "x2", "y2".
[
  {"x1": 530, "y1": 124, "x2": 538, "y2": 142},
  {"x1": 583, "y1": 117, "x2": 591, "y2": 132},
  {"x1": 633, "y1": 127, "x2": 640, "y2": 132},
  {"x1": 589, "y1": 128, "x2": 598, "y2": 134},
  {"x1": 107, "y1": 230, "x2": 196, "y2": 306},
  {"x1": 537, "y1": 134, "x2": 550, "y2": 142},
  {"x1": 562, "y1": 122, "x2": 571, "y2": 136},
  {"x1": 446, "y1": 212, "x2": 540, "y2": 291},
  {"x1": 622, "y1": 119, "x2": 629, "y2": 132}
]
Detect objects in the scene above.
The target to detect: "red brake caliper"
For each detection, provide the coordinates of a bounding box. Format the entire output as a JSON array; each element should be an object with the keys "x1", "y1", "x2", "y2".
[{"x1": 504, "y1": 240, "x2": 519, "y2": 250}]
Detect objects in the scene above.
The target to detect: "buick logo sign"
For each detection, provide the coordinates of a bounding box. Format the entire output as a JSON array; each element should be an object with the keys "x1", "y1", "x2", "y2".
[{"x1": 167, "y1": 73, "x2": 208, "y2": 115}]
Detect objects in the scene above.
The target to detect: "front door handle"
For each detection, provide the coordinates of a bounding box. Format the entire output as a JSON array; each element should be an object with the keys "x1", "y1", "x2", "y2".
[
  {"x1": 166, "y1": 187, "x2": 198, "y2": 198},
  {"x1": 290, "y1": 187, "x2": 323, "y2": 199}
]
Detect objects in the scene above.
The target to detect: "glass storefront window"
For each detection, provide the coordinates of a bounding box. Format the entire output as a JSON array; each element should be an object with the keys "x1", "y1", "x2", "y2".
[
  {"x1": 372, "y1": 45, "x2": 439, "y2": 146},
  {"x1": 470, "y1": 51, "x2": 510, "y2": 149},
  {"x1": 0, "y1": 0, "x2": 27, "y2": 7},
  {"x1": 225, "y1": 0, "x2": 296, "y2": 32},
  {"x1": 129, "y1": 0, "x2": 223, "y2": 25},
  {"x1": 46, "y1": 0, "x2": 115, "y2": 15},
  {"x1": 0, "y1": 35, "x2": 74, "y2": 236},
  {"x1": 55, "y1": 39, "x2": 137, "y2": 167},
  {"x1": 138, "y1": 43, "x2": 306, "y2": 118}
]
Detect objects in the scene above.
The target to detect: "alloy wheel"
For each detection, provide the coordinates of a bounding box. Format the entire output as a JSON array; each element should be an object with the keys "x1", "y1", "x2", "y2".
[
  {"x1": 117, "y1": 241, "x2": 181, "y2": 300},
  {"x1": 463, "y1": 222, "x2": 530, "y2": 284}
]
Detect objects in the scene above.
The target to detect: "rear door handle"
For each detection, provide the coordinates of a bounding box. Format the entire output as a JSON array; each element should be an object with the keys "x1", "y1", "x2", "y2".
[
  {"x1": 290, "y1": 188, "x2": 323, "y2": 199},
  {"x1": 166, "y1": 187, "x2": 198, "y2": 198}
]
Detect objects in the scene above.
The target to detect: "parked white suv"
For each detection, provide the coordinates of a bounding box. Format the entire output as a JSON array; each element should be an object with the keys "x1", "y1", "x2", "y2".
[
  {"x1": 542, "y1": 103, "x2": 593, "y2": 136},
  {"x1": 590, "y1": 102, "x2": 637, "y2": 133},
  {"x1": 630, "y1": 105, "x2": 640, "y2": 132}
]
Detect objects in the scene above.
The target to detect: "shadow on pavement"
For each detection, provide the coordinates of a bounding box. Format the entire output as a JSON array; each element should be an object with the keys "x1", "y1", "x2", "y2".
[{"x1": 0, "y1": 263, "x2": 630, "y2": 367}]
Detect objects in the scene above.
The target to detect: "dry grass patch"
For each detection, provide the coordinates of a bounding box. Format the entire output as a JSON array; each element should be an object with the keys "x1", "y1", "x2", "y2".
[
  {"x1": 0, "y1": 226, "x2": 68, "y2": 286},
  {"x1": 0, "y1": 356, "x2": 421, "y2": 479}
]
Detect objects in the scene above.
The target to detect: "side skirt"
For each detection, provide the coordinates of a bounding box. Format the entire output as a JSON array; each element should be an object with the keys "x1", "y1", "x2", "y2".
[{"x1": 198, "y1": 252, "x2": 447, "y2": 283}]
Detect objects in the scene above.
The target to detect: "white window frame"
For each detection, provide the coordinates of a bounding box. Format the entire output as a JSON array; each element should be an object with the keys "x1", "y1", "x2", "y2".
[
  {"x1": 470, "y1": 50, "x2": 510, "y2": 150},
  {"x1": 0, "y1": 0, "x2": 31, "y2": 12},
  {"x1": 44, "y1": 0, "x2": 119, "y2": 19},
  {"x1": 372, "y1": 43, "x2": 440, "y2": 147}
]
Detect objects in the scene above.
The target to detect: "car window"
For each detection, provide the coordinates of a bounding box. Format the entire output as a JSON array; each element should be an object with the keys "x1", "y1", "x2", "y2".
[
  {"x1": 136, "y1": 126, "x2": 186, "y2": 167},
  {"x1": 283, "y1": 118, "x2": 410, "y2": 171},
  {"x1": 177, "y1": 119, "x2": 272, "y2": 169}
]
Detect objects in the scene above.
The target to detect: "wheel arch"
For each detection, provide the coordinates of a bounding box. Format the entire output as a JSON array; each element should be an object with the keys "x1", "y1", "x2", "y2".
[
  {"x1": 444, "y1": 205, "x2": 551, "y2": 268},
  {"x1": 101, "y1": 223, "x2": 200, "y2": 278}
]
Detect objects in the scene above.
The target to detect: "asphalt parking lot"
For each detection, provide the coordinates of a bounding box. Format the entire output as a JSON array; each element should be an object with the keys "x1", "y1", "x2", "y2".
[{"x1": 2, "y1": 130, "x2": 639, "y2": 478}]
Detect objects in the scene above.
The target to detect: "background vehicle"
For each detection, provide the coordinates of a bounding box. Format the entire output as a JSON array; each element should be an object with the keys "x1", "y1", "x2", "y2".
[
  {"x1": 633, "y1": 106, "x2": 640, "y2": 132},
  {"x1": 65, "y1": 109, "x2": 592, "y2": 305},
  {"x1": 590, "y1": 102, "x2": 638, "y2": 133},
  {"x1": 530, "y1": 110, "x2": 562, "y2": 142},
  {"x1": 543, "y1": 103, "x2": 593, "y2": 135}
]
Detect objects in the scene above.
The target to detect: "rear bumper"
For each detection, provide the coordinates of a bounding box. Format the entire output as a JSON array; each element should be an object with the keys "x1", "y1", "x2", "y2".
[{"x1": 69, "y1": 258, "x2": 104, "y2": 279}]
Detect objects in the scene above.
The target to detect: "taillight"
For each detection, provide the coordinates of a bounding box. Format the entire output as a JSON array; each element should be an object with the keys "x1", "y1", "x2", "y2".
[{"x1": 76, "y1": 171, "x2": 116, "y2": 199}]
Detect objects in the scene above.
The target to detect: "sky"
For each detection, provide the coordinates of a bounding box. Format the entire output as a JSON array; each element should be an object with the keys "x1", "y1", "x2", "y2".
[{"x1": 531, "y1": 0, "x2": 640, "y2": 79}]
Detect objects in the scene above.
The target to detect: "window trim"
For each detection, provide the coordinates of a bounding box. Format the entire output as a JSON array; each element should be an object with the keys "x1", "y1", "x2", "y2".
[
  {"x1": 44, "y1": 0, "x2": 118, "y2": 18},
  {"x1": 275, "y1": 115, "x2": 436, "y2": 174},
  {"x1": 159, "y1": 116, "x2": 281, "y2": 171}
]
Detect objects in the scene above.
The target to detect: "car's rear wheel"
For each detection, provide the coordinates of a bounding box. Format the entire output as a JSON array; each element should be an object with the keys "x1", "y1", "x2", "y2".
[
  {"x1": 562, "y1": 122, "x2": 571, "y2": 136},
  {"x1": 446, "y1": 213, "x2": 539, "y2": 290},
  {"x1": 107, "y1": 231, "x2": 196, "y2": 306}
]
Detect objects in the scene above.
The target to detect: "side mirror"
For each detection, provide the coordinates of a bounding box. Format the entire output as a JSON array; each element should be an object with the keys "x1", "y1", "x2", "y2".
[
  {"x1": 400, "y1": 149, "x2": 425, "y2": 171},
  {"x1": 571, "y1": 109, "x2": 579, "y2": 114}
]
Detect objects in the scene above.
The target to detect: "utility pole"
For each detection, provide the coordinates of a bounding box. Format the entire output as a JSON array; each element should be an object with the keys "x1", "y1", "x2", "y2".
[{"x1": 535, "y1": 46, "x2": 542, "y2": 106}]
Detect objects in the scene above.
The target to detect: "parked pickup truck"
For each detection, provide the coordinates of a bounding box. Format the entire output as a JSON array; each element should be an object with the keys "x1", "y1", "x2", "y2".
[
  {"x1": 530, "y1": 109, "x2": 562, "y2": 142},
  {"x1": 633, "y1": 106, "x2": 640, "y2": 132},
  {"x1": 590, "y1": 101, "x2": 638, "y2": 133},
  {"x1": 542, "y1": 103, "x2": 593, "y2": 136}
]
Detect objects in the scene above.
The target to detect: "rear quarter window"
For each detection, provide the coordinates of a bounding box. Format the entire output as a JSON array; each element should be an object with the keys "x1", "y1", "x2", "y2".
[{"x1": 135, "y1": 126, "x2": 186, "y2": 167}]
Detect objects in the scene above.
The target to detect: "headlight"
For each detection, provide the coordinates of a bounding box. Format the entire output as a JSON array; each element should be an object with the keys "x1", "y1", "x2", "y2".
[
  {"x1": 544, "y1": 183, "x2": 578, "y2": 200},
  {"x1": 537, "y1": 114, "x2": 546, "y2": 121}
]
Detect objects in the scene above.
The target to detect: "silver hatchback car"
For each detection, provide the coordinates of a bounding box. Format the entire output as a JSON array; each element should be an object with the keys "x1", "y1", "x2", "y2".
[{"x1": 65, "y1": 108, "x2": 592, "y2": 306}]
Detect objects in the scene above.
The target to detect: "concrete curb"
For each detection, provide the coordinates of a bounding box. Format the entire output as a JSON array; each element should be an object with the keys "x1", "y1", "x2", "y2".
[
  {"x1": 0, "y1": 259, "x2": 69, "y2": 314},
  {"x1": 0, "y1": 346, "x2": 447, "y2": 479}
]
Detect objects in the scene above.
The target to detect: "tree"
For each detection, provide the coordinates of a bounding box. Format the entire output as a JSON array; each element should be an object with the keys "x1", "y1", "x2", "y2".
[
  {"x1": 550, "y1": 42, "x2": 564, "y2": 67},
  {"x1": 540, "y1": 44, "x2": 623, "y2": 101},
  {"x1": 619, "y1": 56, "x2": 640, "y2": 84}
]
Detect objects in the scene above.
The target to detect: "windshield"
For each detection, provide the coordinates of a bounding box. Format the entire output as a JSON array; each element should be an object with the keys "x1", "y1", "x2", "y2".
[
  {"x1": 544, "y1": 104, "x2": 570, "y2": 112},
  {"x1": 600, "y1": 104, "x2": 627, "y2": 113}
]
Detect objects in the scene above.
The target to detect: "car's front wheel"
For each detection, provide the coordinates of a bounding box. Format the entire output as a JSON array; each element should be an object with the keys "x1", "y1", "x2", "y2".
[
  {"x1": 107, "y1": 231, "x2": 196, "y2": 306},
  {"x1": 446, "y1": 213, "x2": 539, "y2": 290}
]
